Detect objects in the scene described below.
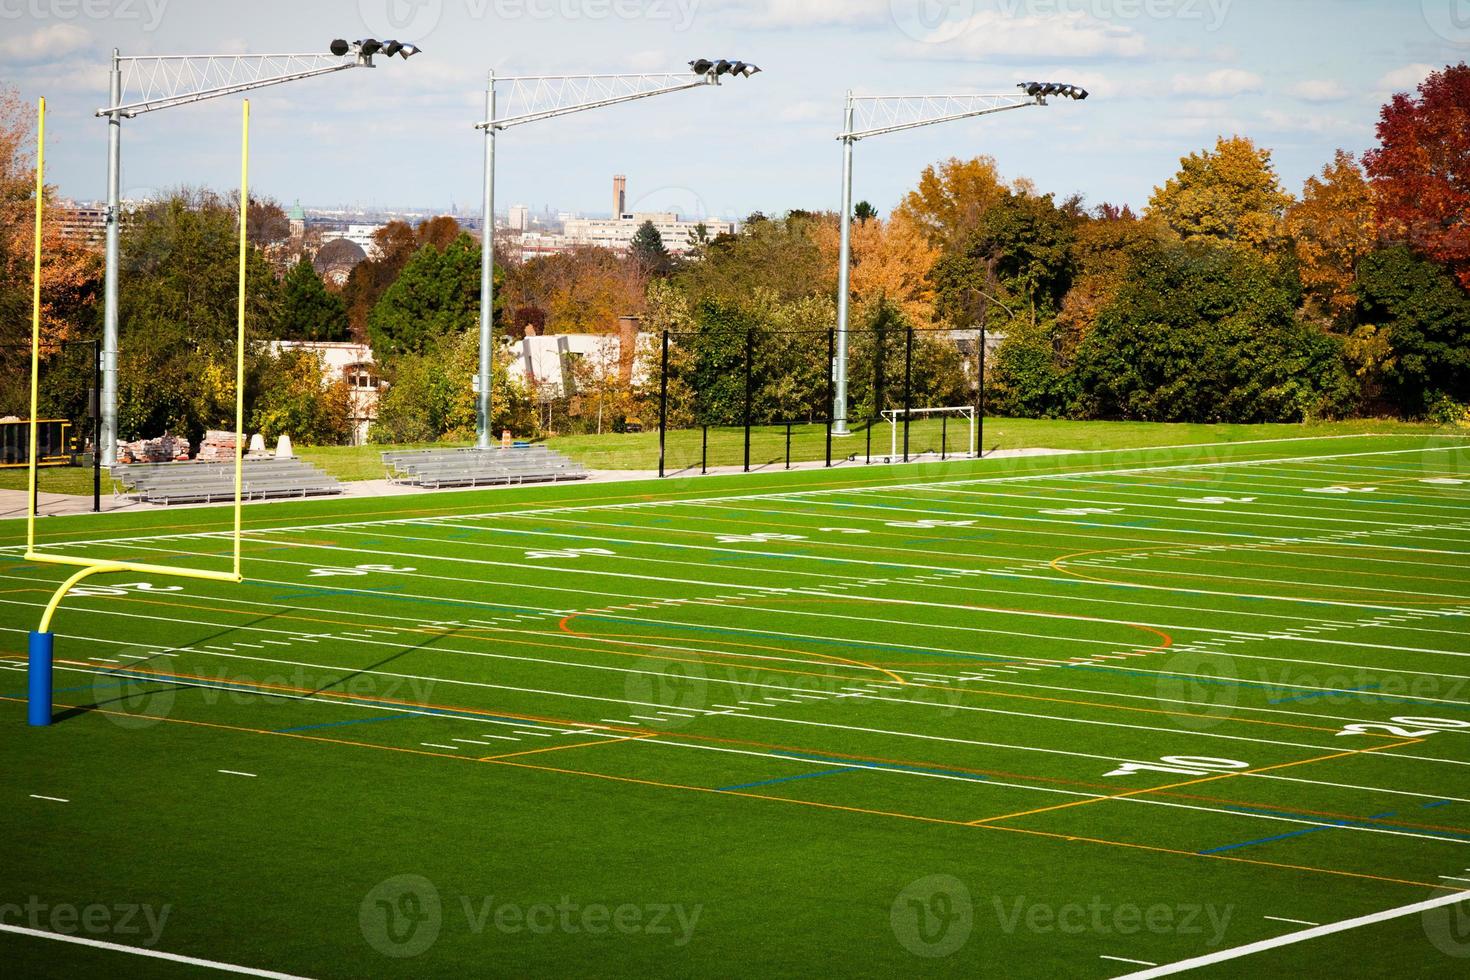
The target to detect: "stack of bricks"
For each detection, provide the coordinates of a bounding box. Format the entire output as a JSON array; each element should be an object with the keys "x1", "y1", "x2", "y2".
[
  {"x1": 195, "y1": 429, "x2": 239, "y2": 463},
  {"x1": 117, "y1": 432, "x2": 190, "y2": 464}
]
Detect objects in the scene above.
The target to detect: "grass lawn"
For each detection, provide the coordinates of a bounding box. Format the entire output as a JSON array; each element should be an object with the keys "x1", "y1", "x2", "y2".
[
  {"x1": 5, "y1": 419, "x2": 1453, "y2": 498},
  {"x1": 1, "y1": 433, "x2": 1469, "y2": 975}
]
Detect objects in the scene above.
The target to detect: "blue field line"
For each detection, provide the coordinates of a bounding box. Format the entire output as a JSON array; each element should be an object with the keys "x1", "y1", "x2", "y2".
[
  {"x1": 770, "y1": 749, "x2": 989, "y2": 782},
  {"x1": 1061, "y1": 663, "x2": 1470, "y2": 711},
  {"x1": 1200, "y1": 803, "x2": 1470, "y2": 855},
  {"x1": 272, "y1": 714, "x2": 414, "y2": 734},
  {"x1": 1269, "y1": 683, "x2": 1380, "y2": 704},
  {"x1": 716, "y1": 767, "x2": 859, "y2": 792}
]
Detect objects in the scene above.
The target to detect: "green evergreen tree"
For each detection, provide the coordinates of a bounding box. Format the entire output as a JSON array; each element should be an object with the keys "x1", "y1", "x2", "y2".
[
  {"x1": 279, "y1": 257, "x2": 349, "y2": 341},
  {"x1": 629, "y1": 220, "x2": 672, "y2": 275},
  {"x1": 367, "y1": 233, "x2": 481, "y2": 358}
]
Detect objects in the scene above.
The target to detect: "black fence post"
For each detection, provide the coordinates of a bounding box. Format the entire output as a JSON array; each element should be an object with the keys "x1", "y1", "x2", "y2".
[
  {"x1": 941, "y1": 414, "x2": 947, "y2": 461},
  {"x1": 865, "y1": 421, "x2": 872, "y2": 465},
  {"x1": 658, "y1": 329, "x2": 669, "y2": 478},
  {"x1": 824, "y1": 327, "x2": 834, "y2": 468},
  {"x1": 977, "y1": 323, "x2": 987, "y2": 458},
  {"x1": 92, "y1": 338, "x2": 101, "y2": 513},
  {"x1": 902, "y1": 325, "x2": 913, "y2": 463},
  {"x1": 785, "y1": 422, "x2": 792, "y2": 470},
  {"x1": 743, "y1": 329, "x2": 753, "y2": 473},
  {"x1": 701, "y1": 424, "x2": 708, "y2": 475}
]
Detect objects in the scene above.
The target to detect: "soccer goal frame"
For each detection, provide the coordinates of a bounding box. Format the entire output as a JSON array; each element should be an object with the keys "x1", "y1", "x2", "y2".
[
  {"x1": 23, "y1": 97, "x2": 250, "y2": 726},
  {"x1": 881, "y1": 406, "x2": 977, "y2": 462}
]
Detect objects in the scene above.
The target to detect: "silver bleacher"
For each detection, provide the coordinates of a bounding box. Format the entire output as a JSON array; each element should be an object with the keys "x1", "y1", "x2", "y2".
[
  {"x1": 113, "y1": 458, "x2": 344, "y2": 505},
  {"x1": 383, "y1": 445, "x2": 588, "y2": 489}
]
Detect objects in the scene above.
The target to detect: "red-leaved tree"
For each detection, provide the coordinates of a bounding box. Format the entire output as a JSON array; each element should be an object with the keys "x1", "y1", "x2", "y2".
[{"x1": 1364, "y1": 63, "x2": 1470, "y2": 289}]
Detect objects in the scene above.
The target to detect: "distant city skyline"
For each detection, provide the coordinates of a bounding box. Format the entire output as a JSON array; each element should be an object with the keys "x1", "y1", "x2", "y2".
[{"x1": 6, "y1": 1, "x2": 1465, "y2": 217}]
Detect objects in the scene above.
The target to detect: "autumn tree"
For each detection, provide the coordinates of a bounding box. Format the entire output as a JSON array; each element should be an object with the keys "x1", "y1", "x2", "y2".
[
  {"x1": 892, "y1": 155, "x2": 1010, "y2": 248},
  {"x1": 1364, "y1": 63, "x2": 1470, "y2": 289},
  {"x1": 340, "y1": 217, "x2": 463, "y2": 338},
  {"x1": 279, "y1": 257, "x2": 349, "y2": 341},
  {"x1": 1286, "y1": 150, "x2": 1378, "y2": 326},
  {"x1": 0, "y1": 85, "x2": 102, "y2": 417},
  {"x1": 675, "y1": 212, "x2": 829, "y2": 308},
  {"x1": 1147, "y1": 136, "x2": 1293, "y2": 253},
  {"x1": 1056, "y1": 205, "x2": 1160, "y2": 349},
  {"x1": 811, "y1": 210, "x2": 938, "y2": 326}
]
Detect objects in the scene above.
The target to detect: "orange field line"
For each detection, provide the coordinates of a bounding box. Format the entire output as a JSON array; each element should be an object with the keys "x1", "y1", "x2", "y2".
[
  {"x1": 967, "y1": 738, "x2": 1425, "y2": 826},
  {"x1": 1, "y1": 692, "x2": 1454, "y2": 893},
  {"x1": 478, "y1": 733, "x2": 654, "y2": 762}
]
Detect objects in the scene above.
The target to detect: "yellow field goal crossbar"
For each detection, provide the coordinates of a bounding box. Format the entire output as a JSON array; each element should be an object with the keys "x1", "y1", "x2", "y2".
[{"x1": 25, "y1": 97, "x2": 250, "y2": 726}]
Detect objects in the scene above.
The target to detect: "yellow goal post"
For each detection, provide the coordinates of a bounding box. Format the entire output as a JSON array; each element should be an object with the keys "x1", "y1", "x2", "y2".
[{"x1": 25, "y1": 97, "x2": 251, "y2": 726}]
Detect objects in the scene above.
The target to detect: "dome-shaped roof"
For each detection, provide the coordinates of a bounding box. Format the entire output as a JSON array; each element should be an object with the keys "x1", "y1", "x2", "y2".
[{"x1": 313, "y1": 236, "x2": 367, "y2": 275}]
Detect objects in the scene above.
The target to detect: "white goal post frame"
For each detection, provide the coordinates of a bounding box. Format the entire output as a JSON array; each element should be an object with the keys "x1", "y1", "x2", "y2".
[{"x1": 880, "y1": 406, "x2": 978, "y2": 461}]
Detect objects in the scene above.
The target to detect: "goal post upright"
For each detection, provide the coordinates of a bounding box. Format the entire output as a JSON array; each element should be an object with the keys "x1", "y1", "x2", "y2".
[{"x1": 26, "y1": 98, "x2": 249, "y2": 727}]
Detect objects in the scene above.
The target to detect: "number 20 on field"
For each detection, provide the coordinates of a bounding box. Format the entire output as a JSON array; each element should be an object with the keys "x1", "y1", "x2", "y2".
[{"x1": 1336, "y1": 716, "x2": 1470, "y2": 738}]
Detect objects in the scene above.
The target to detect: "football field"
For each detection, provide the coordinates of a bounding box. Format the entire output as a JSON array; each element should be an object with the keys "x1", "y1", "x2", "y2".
[{"x1": 3, "y1": 433, "x2": 1470, "y2": 976}]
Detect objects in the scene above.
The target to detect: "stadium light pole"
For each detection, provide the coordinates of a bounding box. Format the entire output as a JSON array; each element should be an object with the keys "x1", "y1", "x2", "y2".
[
  {"x1": 94, "y1": 38, "x2": 421, "y2": 465},
  {"x1": 472, "y1": 60, "x2": 761, "y2": 450},
  {"x1": 831, "y1": 81, "x2": 1088, "y2": 435}
]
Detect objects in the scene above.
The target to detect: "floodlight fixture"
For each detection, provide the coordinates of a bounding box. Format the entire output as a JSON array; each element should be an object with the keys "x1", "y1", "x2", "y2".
[
  {"x1": 330, "y1": 38, "x2": 350, "y2": 56},
  {"x1": 382, "y1": 40, "x2": 403, "y2": 57},
  {"x1": 715, "y1": 59, "x2": 733, "y2": 76},
  {"x1": 1019, "y1": 80, "x2": 1088, "y2": 101},
  {"x1": 690, "y1": 58, "x2": 713, "y2": 75},
  {"x1": 358, "y1": 38, "x2": 382, "y2": 56},
  {"x1": 397, "y1": 43, "x2": 421, "y2": 59}
]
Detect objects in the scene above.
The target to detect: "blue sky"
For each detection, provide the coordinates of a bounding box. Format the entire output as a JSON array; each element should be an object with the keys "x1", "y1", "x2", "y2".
[{"x1": 2, "y1": 0, "x2": 1461, "y2": 220}]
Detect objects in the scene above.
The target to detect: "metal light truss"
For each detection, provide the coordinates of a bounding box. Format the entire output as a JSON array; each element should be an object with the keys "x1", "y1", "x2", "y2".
[
  {"x1": 98, "y1": 53, "x2": 360, "y2": 117},
  {"x1": 479, "y1": 72, "x2": 715, "y2": 131},
  {"x1": 842, "y1": 93, "x2": 1040, "y2": 142}
]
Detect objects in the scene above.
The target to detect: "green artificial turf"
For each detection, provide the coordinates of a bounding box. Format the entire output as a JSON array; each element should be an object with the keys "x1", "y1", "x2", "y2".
[{"x1": 2, "y1": 432, "x2": 1469, "y2": 976}]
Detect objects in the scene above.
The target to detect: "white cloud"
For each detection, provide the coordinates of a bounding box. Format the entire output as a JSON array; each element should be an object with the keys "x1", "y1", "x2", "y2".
[
  {"x1": 1171, "y1": 68, "x2": 1263, "y2": 98},
  {"x1": 1290, "y1": 79, "x2": 1349, "y2": 103},
  {"x1": 710, "y1": 0, "x2": 890, "y2": 29},
  {"x1": 1260, "y1": 108, "x2": 1366, "y2": 137},
  {"x1": 903, "y1": 11, "x2": 1148, "y2": 61},
  {"x1": 1378, "y1": 64, "x2": 1434, "y2": 95},
  {"x1": 0, "y1": 24, "x2": 89, "y2": 62}
]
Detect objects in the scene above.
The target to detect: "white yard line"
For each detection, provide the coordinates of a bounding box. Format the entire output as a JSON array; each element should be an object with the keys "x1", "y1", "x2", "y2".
[
  {"x1": 1116, "y1": 891, "x2": 1470, "y2": 978},
  {"x1": 0, "y1": 924, "x2": 313, "y2": 979}
]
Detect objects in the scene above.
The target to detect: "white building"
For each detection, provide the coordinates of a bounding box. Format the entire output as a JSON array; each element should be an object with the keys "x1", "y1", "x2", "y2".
[
  {"x1": 269, "y1": 341, "x2": 383, "y2": 445},
  {"x1": 561, "y1": 211, "x2": 734, "y2": 256},
  {"x1": 507, "y1": 328, "x2": 646, "y2": 400},
  {"x1": 507, "y1": 205, "x2": 530, "y2": 232},
  {"x1": 320, "y1": 223, "x2": 385, "y2": 259}
]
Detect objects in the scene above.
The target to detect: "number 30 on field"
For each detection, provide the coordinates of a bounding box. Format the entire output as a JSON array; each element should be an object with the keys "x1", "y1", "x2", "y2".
[{"x1": 1336, "y1": 716, "x2": 1470, "y2": 738}]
